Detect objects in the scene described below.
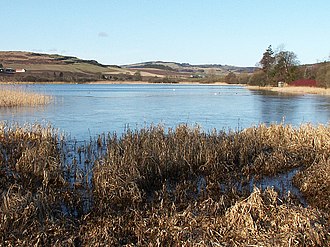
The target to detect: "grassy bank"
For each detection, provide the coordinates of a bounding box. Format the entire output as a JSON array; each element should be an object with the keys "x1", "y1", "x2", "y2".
[
  {"x1": 247, "y1": 85, "x2": 330, "y2": 96},
  {"x1": 0, "y1": 86, "x2": 51, "y2": 107},
  {"x1": 0, "y1": 123, "x2": 329, "y2": 246}
]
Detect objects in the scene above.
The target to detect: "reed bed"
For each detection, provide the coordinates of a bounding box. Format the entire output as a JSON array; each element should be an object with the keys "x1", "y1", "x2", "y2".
[
  {"x1": 0, "y1": 87, "x2": 51, "y2": 107},
  {"x1": 247, "y1": 85, "x2": 330, "y2": 95},
  {"x1": 0, "y1": 122, "x2": 329, "y2": 246},
  {"x1": 0, "y1": 123, "x2": 78, "y2": 246}
]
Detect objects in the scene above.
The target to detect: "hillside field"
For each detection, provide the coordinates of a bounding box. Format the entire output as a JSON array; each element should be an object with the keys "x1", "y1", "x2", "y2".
[{"x1": 0, "y1": 51, "x2": 255, "y2": 83}]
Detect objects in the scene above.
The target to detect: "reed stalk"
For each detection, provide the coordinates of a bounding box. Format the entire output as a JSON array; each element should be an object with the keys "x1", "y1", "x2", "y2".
[
  {"x1": 1, "y1": 122, "x2": 329, "y2": 246},
  {"x1": 0, "y1": 87, "x2": 51, "y2": 107}
]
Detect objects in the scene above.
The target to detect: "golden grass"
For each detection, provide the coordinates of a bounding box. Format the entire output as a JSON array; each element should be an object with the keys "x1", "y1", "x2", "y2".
[
  {"x1": 247, "y1": 85, "x2": 330, "y2": 95},
  {"x1": 0, "y1": 87, "x2": 51, "y2": 107},
  {"x1": 0, "y1": 123, "x2": 74, "y2": 245},
  {"x1": 90, "y1": 123, "x2": 329, "y2": 245},
  {"x1": 81, "y1": 188, "x2": 327, "y2": 246},
  {"x1": 294, "y1": 157, "x2": 330, "y2": 215},
  {"x1": 1, "y1": 123, "x2": 329, "y2": 246}
]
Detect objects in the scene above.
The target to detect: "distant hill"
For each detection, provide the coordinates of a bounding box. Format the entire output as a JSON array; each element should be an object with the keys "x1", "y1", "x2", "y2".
[
  {"x1": 0, "y1": 51, "x2": 112, "y2": 67},
  {"x1": 0, "y1": 51, "x2": 129, "y2": 82},
  {"x1": 123, "y1": 61, "x2": 256, "y2": 75},
  {"x1": 0, "y1": 51, "x2": 256, "y2": 83}
]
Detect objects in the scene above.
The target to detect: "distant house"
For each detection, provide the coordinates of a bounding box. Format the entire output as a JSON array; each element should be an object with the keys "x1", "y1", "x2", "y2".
[
  {"x1": 290, "y1": 79, "x2": 317, "y2": 87},
  {"x1": 15, "y1": 68, "x2": 26, "y2": 73},
  {"x1": 190, "y1": 74, "x2": 205, "y2": 78}
]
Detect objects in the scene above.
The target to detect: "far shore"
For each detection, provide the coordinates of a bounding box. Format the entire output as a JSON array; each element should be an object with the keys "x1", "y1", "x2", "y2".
[
  {"x1": 246, "y1": 85, "x2": 330, "y2": 96},
  {"x1": 1, "y1": 81, "x2": 329, "y2": 96},
  {"x1": 0, "y1": 80, "x2": 231, "y2": 86},
  {"x1": 87, "y1": 80, "x2": 230, "y2": 85}
]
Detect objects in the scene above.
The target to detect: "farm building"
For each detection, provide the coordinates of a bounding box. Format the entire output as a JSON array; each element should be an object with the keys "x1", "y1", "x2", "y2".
[
  {"x1": 289, "y1": 79, "x2": 317, "y2": 87},
  {"x1": 15, "y1": 68, "x2": 26, "y2": 73}
]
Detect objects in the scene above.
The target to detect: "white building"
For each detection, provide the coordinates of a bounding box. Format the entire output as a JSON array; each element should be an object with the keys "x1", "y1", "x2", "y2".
[{"x1": 15, "y1": 69, "x2": 26, "y2": 73}]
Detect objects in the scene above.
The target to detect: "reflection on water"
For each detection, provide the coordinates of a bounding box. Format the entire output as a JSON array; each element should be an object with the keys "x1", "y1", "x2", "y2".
[
  {"x1": 252, "y1": 89, "x2": 330, "y2": 125},
  {"x1": 1, "y1": 84, "x2": 329, "y2": 141}
]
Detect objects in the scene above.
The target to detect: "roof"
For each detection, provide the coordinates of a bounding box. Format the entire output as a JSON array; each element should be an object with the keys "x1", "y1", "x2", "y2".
[{"x1": 290, "y1": 79, "x2": 317, "y2": 87}]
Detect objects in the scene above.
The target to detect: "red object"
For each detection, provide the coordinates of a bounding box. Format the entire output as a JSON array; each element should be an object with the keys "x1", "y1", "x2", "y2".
[{"x1": 290, "y1": 79, "x2": 317, "y2": 87}]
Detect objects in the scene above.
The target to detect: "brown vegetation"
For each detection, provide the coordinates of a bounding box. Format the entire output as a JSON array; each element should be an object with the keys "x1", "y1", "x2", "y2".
[
  {"x1": 0, "y1": 123, "x2": 329, "y2": 246},
  {"x1": 0, "y1": 87, "x2": 51, "y2": 107},
  {"x1": 0, "y1": 123, "x2": 76, "y2": 245},
  {"x1": 247, "y1": 85, "x2": 330, "y2": 95}
]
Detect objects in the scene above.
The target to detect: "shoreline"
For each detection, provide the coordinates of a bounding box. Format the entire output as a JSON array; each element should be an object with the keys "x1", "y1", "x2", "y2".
[
  {"x1": 2, "y1": 81, "x2": 329, "y2": 96},
  {"x1": 246, "y1": 85, "x2": 330, "y2": 96},
  {"x1": 87, "y1": 80, "x2": 231, "y2": 85},
  {"x1": 0, "y1": 80, "x2": 231, "y2": 86}
]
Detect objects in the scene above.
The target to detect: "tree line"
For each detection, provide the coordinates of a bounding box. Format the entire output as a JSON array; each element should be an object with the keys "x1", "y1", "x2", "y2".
[{"x1": 224, "y1": 45, "x2": 330, "y2": 88}]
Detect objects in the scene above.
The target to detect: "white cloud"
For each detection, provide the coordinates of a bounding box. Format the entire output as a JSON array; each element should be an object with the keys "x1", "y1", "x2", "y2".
[
  {"x1": 98, "y1": 32, "x2": 108, "y2": 38},
  {"x1": 47, "y1": 48, "x2": 58, "y2": 52},
  {"x1": 32, "y1": 49, "x2": 44, "y2": 53}
]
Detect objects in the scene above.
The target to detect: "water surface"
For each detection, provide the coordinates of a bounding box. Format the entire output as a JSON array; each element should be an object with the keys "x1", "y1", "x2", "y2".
[{"x1": 1, "y1": 84, "x2": 329, "y2": 141}]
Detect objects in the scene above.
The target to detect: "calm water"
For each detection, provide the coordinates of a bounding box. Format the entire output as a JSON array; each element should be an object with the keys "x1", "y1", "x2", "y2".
[{"x1": 1, "y1": 84, "x2": 330, "y2": 141}]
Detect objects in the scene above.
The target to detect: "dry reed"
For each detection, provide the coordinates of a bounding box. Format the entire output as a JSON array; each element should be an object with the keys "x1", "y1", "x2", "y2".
[
  {"x1": 1, "y1": 122, "x2": 329, "y2": 246},
  {"x1": 90, "y1": 123, "x2": 329, "y2": 246},
  {"x1": 247, "y1": 85, "x2": 330, "y2": 95},
  {"x1": 0, "y1": 87, "x2": 51, "y2": 107},
  {"x1": 0, "y1": 123, "x2": 76, "y2": 246}
]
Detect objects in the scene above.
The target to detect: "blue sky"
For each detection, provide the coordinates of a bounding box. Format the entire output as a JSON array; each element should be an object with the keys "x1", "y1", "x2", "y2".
[{"x1": 1, "y1": 0, "x2": 329, "y2": 66}]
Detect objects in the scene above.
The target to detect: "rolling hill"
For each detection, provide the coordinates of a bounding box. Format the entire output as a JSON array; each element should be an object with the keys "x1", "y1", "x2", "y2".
[
  {"x1": 0, "y1": 51, "x2": 256, "y2": 83},
  {"x1": 124, "y1": 61, "x2": 256, "y2": 73}
]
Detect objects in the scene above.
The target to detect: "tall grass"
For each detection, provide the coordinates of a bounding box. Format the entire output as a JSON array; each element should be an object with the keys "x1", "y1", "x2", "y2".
[
  {"x1": 0, "y1": 86, "x2": 51, "y2": 107},
  {"x1": 247, "y1": 85, "x2": 330, "y2": 95},
  {"x1": 0, "y1": 122, "x2": 329, "y2": 246},
  {"x1": 0, "y1": 123, "x2": 74, "y2": 245}
]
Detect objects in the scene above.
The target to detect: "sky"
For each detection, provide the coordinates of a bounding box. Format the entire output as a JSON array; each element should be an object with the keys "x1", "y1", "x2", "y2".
[{"x1": 1, "y1": 0, "x2": 330, "y2": 67}]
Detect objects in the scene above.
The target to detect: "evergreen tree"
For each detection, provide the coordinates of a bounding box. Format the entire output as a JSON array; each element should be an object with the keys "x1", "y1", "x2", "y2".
[{"x1": 259, "y1": 45, "x2": 275, "y2": 74}]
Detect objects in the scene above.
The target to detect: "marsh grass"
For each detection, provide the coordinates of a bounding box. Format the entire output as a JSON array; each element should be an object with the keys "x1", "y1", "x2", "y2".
[
  {"x1": 0, "y1": 122, "x2": 329, "y2": 246},
  {"x1": 247, "y1": 85, "x2": 330, "y2": 95},
  {"x1": 0, "y1": 86, "x2": 51, "y2": 107},
  {"x1": 0, "y1": 123, "x2": 78, "y2": 246}
]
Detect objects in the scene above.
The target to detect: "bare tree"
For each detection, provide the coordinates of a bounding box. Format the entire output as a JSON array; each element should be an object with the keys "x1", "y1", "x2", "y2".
[{"x1": 274, "y1": 50, "x2": 300, "y2": 82}]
